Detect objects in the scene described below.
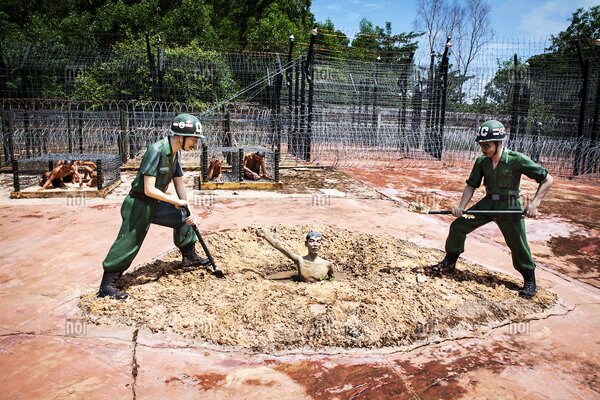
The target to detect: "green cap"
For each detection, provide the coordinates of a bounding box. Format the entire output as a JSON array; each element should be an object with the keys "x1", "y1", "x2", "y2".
[{"x1": 169, "y1": 114, "x2": 205, "y2": 139}]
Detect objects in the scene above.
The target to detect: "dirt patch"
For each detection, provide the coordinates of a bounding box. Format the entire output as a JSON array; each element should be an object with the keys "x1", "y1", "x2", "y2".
[
  {"x1": 547, "y1": 234, "x2": 600, "y2": 274},
  {"x1": 279, "y1": 168, "x2": 381, "y2": 198},
  {"x1": 80, "y1": 225, "x2": 557, "y2": 353},
  {"x1": 164, "y1": 372, "x2": 227, "y2": 390},
  {"x1": 275, "y1": 361, "x2": 412, "y2": 399}
]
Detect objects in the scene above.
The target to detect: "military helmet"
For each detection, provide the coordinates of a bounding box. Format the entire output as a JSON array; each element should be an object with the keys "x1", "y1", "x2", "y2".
[
  {"x1": 169, "y1": 113, "x2": 205, "y2": 138},
  {"x1": 475, "y1": 120, "x2": 507, "y2": 142}
]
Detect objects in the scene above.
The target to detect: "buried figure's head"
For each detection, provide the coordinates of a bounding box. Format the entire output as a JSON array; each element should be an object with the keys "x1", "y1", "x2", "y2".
[{"x1": 305, "y1": 230, "x2": 323, "y2": 254}]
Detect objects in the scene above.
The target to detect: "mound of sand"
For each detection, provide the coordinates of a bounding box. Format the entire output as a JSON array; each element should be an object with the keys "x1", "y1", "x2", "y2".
[{"x1": 80, "y1": 225, "x2": 557, "y2": 353}]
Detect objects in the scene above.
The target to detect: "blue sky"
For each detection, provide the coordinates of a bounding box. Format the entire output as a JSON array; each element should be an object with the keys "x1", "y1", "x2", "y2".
[{"x1": 311, "y1": 0, "x2": 597, "y2": 40}]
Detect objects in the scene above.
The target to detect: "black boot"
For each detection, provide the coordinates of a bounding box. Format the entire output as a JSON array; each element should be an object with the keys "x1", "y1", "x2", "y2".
[
  {"x1": 98, "y1": 271, "x2": 129, "y2": 300},
  {"x1": 518, "y1": 268, "x2": 537, "y2": 299},
  {"x1": 431, "y1": 253, "x2": 459, "y2": 275},
  {"x1": 180, "y1": 243, "x2": 211, "y2": 271}
]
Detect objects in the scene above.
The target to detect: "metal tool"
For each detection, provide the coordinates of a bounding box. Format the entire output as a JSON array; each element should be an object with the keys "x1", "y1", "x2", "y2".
[
  {"x1": 182, "y1": 205, "x2": 225, "y2": 278},
  {"x1": 428, "y1": 210, "x2": 525, "y2": 216}
]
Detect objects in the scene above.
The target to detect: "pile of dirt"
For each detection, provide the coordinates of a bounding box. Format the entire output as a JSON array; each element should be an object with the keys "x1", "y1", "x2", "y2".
[{"x1": 80, "y1": 225, "x2": 557, "y2": 353}]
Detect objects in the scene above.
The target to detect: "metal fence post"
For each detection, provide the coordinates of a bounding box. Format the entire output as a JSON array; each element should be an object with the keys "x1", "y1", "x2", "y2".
[
  {"x1": 574, "y1": 40, "x2": 589, "y2": 177},
  {"x1": 201, "y1": 143, "x2": 208, "y2": 183},
  {"x1": 96, "y1": 159, "x2": 103, "y2": 190},
  {"x1": 305, "y1": 27, "x2": 317, "y2": 162},
  {"x1": 12, "y1": 160, "x2": 20, "y2": 192},
  {"x1": 437, "y1": 37, "x2": 451, "y2": 161},
  {"x1": 274, "y1": 149, "x2": 280, "y2": 182},
  {"x1": 1, "y1": 111, "x2": 10, "y2": 166},
  {"x1": 510, "y1": 54, "x2": 521, "y2": 148},
  {"x1": 425, "y1": 52, "x2": 435, "y2": 156},
  {"x1": 238, "y1": 148, "x2": 244, "y2": 181},
  {"x1": 287, "y1": 34, "x2": 295, "y2": 152},
  {"x1": 292, "y1": 60, "x2": 300, "y2": 156}
]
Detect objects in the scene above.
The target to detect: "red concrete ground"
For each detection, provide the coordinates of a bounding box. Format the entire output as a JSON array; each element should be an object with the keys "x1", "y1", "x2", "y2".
[{"x1": 0, "y1": 168, "x2": 599, "y2": 400}]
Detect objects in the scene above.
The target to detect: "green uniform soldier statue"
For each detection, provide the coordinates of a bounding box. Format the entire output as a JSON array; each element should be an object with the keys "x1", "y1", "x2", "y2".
[
  {"x1": 98, "y1": 114, "x2": 211, "y2": 300},
  {"x1": 432, "y1": 120, "x2": 553, "y2": 299}
]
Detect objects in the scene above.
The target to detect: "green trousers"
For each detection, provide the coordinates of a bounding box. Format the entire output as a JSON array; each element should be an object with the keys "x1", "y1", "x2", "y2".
[
  {"x1": 445, "y1": 198, "x2": 535, "y2": 271},
  {"x1": 102, "y1": 195, "x2": 197, "y2": 273}
]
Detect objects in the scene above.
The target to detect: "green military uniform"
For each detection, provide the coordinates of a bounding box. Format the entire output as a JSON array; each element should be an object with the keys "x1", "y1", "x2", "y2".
[
  {"x1": 102, "y1": 136, "x2": 197, "y2": 274},
  {"x1": 445, "y1": 149, "x2": 548, "y2": 271}
]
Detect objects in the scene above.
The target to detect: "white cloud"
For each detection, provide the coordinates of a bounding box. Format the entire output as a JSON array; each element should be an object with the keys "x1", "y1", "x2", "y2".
[{"x1": 518, "y1": 0, "x2": 598, "y2": 37}]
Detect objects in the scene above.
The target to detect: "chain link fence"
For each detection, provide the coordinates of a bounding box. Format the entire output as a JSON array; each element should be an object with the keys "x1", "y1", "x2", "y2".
[{"x1": 1, "y1": 36, "x2": 599, "y2": 181}]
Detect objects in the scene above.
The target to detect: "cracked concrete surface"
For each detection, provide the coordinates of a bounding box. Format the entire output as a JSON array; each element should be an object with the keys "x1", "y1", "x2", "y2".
[{"x1": 0, "y1": 168, "x2": 599, "y2": 399}]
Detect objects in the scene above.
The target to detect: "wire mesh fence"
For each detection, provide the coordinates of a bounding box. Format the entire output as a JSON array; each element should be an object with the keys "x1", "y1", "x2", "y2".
[{"x1": 1, "y1": 35, "x2": 599, "y2": 182}]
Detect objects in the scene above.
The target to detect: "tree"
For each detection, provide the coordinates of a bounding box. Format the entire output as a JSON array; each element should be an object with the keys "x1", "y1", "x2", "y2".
[
  {"x1": 209, "y1": 0, "x2": 314, "y2": 49},
  {"x1": 244, "y1": 1, "x2": 313, "y2": 52},
  {"x1": 74, "y1": 37, "x2": 236, "y2": 105},
  {"x1": 414, "y1": 0, "x2": 448, "y2": 55},
  {"x1": 315, "y1": 19, "x2": 350, "y2": 57},
  {"x1": 451, "y1": 0, "x2": 494, "y2": 102},
  {"x1": 415, "y1": 0, "x2": 494, "y2": 103},
  {"x1": 350, "y1": 19, "x2": 420, "y2": 62},
  {"x1": 479, "y1": 58, "x2": 520, "y2": 112},
  {"x1": 547, "y1": 5, "x2": 600, "y2": 57}
]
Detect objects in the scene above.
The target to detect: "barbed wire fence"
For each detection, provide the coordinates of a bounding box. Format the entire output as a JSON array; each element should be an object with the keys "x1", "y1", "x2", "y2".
[{"x1": 1, "y1": 34, "x2": 599, "y2": 182}]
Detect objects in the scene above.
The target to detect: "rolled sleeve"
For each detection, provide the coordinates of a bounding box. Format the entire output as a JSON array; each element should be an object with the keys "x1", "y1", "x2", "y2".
[
  {"x1": 466, "y1": 157, "x2": 484, "y2": 188},
  {"x1": 139, "y1": 147, "x2": 161, "y2": 177},
  {"x1": 518, "y1": 153, "x2": 548, "y2": 183}
]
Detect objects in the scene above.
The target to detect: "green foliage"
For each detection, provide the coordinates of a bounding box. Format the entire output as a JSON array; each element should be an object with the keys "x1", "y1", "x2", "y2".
[
  {"x1": 481, "y1": 58, "x2": 521, "y2": 111},
  {"x1": 317, "y1": 273, "x2": 333, "y2": 281},
  {"x1": 547, "y1": 6, "x2": 600, "y2": 57},
  {"x1": 0, "y1": 0, "x2": 314, "y2": 50},
  {"x1": 74, "y1": 38, "x2": 237, "y2": 105},
  {"x1": 0, "y1": 1, "x2": 422, "y2": 103},
  {"x1": 245, "y1": 2, "x2": 312, "y2": 52},
  {"x1": 315, "y1": 19, "x2": 350, "y2": 57},
  {"x1": 350, "y1": 19, "x2": 421, "y2": 62}
]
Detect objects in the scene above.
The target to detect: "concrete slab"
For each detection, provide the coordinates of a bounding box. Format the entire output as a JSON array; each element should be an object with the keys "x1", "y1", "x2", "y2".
[
  {"x1": 0, "y1": 167, "x2": 599, "y2": 399},
  {"x1": 0, "y1": 334, "x2": 133, "y2": 400}
]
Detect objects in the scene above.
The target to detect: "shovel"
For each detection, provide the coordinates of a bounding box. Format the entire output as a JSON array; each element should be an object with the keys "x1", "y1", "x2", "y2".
[
  {"x1": 408, "y1": 201, "x2": 525, "y2": 217},
  {"x1": 182, "y1": 205, "x2": 225, "y2": 278},
  {"x1": 428, "y1": 210, "x2": 525, "y2": 216}
]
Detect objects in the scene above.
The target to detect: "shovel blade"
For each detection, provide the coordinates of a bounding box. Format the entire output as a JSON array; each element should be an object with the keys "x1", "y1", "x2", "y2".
[{"x1": 212, "y1": 269, "x2": 226, "y2": 279}]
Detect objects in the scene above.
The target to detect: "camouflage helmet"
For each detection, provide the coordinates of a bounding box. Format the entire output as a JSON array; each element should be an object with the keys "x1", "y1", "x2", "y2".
[
  {"x1": 475, "y1": 120, "x2": 507, "y2": 142},
  {"x1": 169, "y1": 113, "x2": 205, "y2": 139}
]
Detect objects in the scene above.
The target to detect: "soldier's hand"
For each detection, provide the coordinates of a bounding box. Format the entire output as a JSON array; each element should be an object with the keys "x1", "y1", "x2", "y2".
[
  {"x1": 451, "y1": 207, "x2": 464, "y2": 218},
  {"x1": 525, "y1": 205, "x2": 538, "y2": 218},
  {"x1": 174, "y1": 199, "x2": 188, "y2": 209},
  {"x1": 257, "y1": 228, "x2": 266, "y2": 238},
  {"x1": 185, "y1": 213, "x2": 196, "y2": 226}
]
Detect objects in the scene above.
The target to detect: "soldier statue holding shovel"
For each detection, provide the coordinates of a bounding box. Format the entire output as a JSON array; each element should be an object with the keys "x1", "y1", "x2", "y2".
[{"x1": 431, "y1": 120, "x2": 553, "y2": 299}]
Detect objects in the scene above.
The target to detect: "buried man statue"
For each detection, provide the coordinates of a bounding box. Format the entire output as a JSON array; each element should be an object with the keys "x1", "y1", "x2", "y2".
[
  {"x1": 98, "y1": 114, "x2": 211, "y2": 300},
  {"x1": 257, "y1": 228, "x2": 333, "y2": 282},
  {"x1": 431, "y1": 120, "x2": 553, "y2": 299}
]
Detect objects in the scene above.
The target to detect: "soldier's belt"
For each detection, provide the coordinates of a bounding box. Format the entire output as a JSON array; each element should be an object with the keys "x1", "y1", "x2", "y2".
[
  {"x1": 129, "y1": 190, "x2": 158, "y2": 204},
  {"x1": 485, "y1": 194, "x2": 518, "y2": 201}
]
